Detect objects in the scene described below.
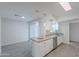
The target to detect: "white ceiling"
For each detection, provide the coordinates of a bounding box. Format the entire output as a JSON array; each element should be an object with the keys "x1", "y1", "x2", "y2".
[{"x1": 0, "y1": 2, "x2": 79, "y2": 22}]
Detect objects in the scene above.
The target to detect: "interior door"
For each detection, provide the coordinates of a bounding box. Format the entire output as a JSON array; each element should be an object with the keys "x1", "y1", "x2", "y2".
[{"x1": 70, "y1": 23, "x2": 79, "y2": 42}]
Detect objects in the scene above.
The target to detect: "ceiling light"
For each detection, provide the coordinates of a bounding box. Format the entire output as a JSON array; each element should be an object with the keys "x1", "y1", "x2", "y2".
[
  {"x1": 59, "y1": 2, "x2": 72, "y2": 11},
  {"x1": 21, "y1": 16, "x2": 25, "y2": 19},
  {"x1": 43, "y1": 13, "x2": 47, "y2": 16},
  {"x1": 35, "y1": 10, "x2": 40, "y2": 13},
  {"x1": 14, "y1": 14, "x2": 25, "y2": 19}
]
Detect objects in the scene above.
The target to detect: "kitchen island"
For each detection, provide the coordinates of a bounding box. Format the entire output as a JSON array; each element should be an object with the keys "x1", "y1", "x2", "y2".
[{"x1": 31, "y1": 33, "x2": 63, "y2": 57}]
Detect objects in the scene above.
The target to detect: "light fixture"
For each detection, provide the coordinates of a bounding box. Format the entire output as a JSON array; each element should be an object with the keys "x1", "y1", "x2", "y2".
[
  {"x1": 35, "y1": 10, "x2": 40, "y2": 13},
  {"x1": 21, "y1": 16, "x2": 25, "y2": 19},
  {"x1": 59, "y1": 2, "x2": 72, "y2": 11},
  {"x1": 14, "y1": 14, "x2": 25, "y2": 19},
  {"x1": 43, "y1": 13, "x2": 47, "y2": 16}
]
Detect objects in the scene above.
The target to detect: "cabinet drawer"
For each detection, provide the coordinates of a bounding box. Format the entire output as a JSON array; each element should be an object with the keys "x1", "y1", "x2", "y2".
[
  {"x1": 32, "y1": 39, "x2": 53, "y2": 57},
  {"x1": 57, "y1": 36, "x2": 62, "y2": 45},
  {"x1": 43, "y1": 39, "x2": 53, "y2": 54}
]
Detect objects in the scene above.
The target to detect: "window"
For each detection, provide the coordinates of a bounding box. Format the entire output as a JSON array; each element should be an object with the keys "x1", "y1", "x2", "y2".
[
  {"x1": 52, "y1": 21, "x2": 59, "y2": 32},
  {"x1": 29, "y1": 21, "x2": 39, "y2": 38}
]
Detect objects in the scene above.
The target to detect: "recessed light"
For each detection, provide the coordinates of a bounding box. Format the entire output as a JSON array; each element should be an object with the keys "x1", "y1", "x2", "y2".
[
  {"x1": 35, "y1": 10, "x2": 40, "y2": 13},
  {"x1": 43, "y1": 13, "x2": 47, "y2": 16},
  {"x1": 59, "y1": 2, "x2": 72, "y2": 11},
  {"x1": 14, "y1": 14, "x2": 20, "y2": 17},
  {"x1": 50, "y1": 19, "x2": 53, "y2": 22}
]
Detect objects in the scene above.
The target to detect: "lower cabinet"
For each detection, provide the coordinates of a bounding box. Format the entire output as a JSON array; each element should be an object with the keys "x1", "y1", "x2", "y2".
[
  {"x1": 57, "y1": 36, "x2": 63, "y2": 45},
  {"x1": 32, "y1": 36, "x2": 63, "y2": 57},
  {"x1": 32, "y1": 39, "x2": 53, "y2": 57}
]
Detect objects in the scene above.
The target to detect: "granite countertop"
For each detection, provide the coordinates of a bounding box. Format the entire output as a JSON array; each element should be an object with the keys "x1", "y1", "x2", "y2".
[
  {"x1": 31, "y1": 36, "x2": 55, "y2": 43},
  {"x1": 31, "y1": 32, "x2": 63, "y2": 43}
]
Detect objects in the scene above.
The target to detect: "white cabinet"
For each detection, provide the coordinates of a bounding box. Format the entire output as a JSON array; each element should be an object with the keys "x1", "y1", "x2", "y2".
[
  {"x1": 32, "y1": 39, "x2": 53, "y2": 57},
  {"x1": 32, "y1": 35, "x2": 63, "y2": 57},
  {"x1": 57, "y1": 36, "x2": 63, "y2": 45}
]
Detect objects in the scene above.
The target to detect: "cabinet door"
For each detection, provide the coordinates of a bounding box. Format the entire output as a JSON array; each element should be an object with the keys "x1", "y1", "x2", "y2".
[
  {"x1": 48, "y1": 39, "x2": 53, "y2": 50},
  {"x1": 32, "y1": 39, "x2": 53, "y2": 57},
  {"x1": 43, "y1": 39, "x2": 53, "y2": 55},
  {"x1": 57, "y1": 36, "x2": 62, "y2": 45},
  {"x1": 44, "y1": 39, "x2": 53, "y2": 54},
  {"x1": 32, "y1": 41, "x2": 40, "y2": 57},
  {"x1": 32, "y1": 41, "x2": 47, "y2": 57}
]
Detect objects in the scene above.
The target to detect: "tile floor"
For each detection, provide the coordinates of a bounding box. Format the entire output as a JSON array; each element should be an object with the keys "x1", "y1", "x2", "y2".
[
  {"x1": 46, "y1": 42, "x2": 79, "y2": 57},
  {"x1": 1, "y1": 40, "x2": 32, "y2": 57},
  {"x1": 1, "y1": 41, "x2": 79, "y2": 57}
]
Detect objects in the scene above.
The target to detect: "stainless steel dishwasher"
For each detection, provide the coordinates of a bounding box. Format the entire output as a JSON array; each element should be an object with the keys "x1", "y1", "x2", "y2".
[{"x1": 53, "y1": 36, "x2": 57, "y2": 49}]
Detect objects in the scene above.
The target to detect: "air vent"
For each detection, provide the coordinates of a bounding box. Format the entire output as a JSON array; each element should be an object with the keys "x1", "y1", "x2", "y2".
[
  {"x1": 14, "y1": 14, "x2": 25, "y2": 19},
  {"x1": 14, "y1": 14, "x2": 21, "y2": 17}
]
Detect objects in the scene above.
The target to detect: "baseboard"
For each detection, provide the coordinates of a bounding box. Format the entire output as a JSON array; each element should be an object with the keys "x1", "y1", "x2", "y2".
[
  {"x1": 70, "y1": 40, "x2": 79, "y2": 43},
  {"x1": 1, "y1": 40, "x2": 29, "y2": 47}
]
